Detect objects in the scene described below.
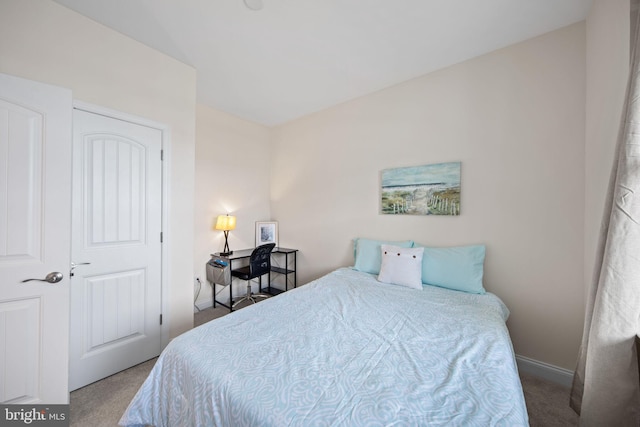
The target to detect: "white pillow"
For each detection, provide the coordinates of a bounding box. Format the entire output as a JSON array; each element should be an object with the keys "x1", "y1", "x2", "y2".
[{"x1": 377, "y1": 244, "x2": 424, "y2": 289}]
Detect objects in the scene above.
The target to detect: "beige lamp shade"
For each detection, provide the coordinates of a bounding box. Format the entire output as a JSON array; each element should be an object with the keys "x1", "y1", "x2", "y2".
[{"x1": 215, "y1": 215, "x2": 236, "y2": 231}]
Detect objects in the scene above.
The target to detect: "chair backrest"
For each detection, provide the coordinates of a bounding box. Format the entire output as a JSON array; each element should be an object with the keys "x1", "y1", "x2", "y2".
[{"x1": 249, "y1": 243, "x2": 276, "y2": 277}]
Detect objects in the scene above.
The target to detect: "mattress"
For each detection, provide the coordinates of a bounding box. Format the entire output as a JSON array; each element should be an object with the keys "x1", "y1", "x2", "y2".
[{"x1": 120, "y1": 267, "x2": 529, "y2": 426}]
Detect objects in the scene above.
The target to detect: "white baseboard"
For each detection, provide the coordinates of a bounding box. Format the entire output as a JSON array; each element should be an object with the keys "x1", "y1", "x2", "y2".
[
  {"x1": 194, "y1": 298, "x2": 213, "y2": 312},
  {"x1": 516, "y1": 354, "x2": 574, "y2": 388}
]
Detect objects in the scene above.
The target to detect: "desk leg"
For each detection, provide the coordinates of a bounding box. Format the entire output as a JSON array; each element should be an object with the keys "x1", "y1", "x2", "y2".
[
  {"x1": 285, "y1": 252, "x2": 289, "y2": 291},
  {"x1": 229, "y1": 259, "x2": 234, "y2": 312},
  {"x1": 293, "y1": 251, "x2": 297, "y2": 288}
]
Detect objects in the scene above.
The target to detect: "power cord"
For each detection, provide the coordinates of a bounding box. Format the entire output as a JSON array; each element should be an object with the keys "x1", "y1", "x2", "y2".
[{"x1": 194, "y1": 277, "x2": 202, "y2": 312}]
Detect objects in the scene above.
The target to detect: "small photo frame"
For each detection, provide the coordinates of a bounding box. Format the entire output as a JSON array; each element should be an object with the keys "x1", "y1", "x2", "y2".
[{"x1": 255, "y1": 221, "x2": 278, "y2": 247}]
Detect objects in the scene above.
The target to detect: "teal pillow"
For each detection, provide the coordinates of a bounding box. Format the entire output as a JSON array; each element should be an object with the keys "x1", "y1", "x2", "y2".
[
  {"x1": 416, "y1": 244, "x2": 486, "y2": 294},
  {"x1": 353, "y1": 238, "x2": 414, "y2": 275}
]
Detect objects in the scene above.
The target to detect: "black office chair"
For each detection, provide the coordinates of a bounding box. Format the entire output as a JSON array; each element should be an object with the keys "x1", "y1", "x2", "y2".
[{"x1": 231, "y1": 243, "x2": 276, "y2": 308}]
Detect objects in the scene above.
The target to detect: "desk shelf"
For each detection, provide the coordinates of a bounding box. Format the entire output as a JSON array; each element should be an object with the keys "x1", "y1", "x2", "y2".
[
  {"x1": 268, "y1": 248, "x2": 298, "y2": 294},
  {"x1": 271, "y1": 266, "x2": 293, "y2": 275},
  {"x1": 263, "y1": 286, "x2": 285, "y2": 296}
]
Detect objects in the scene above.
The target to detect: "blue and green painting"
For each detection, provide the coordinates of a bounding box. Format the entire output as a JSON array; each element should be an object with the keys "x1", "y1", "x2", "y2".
[{"x1": 381, "y1": 162, "x2": 461, "y2": 215}]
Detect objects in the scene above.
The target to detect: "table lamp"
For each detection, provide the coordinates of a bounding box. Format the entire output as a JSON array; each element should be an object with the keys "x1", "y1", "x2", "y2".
[{"x1": 215, "y1": 214, "x2": 236, "y2": 256}]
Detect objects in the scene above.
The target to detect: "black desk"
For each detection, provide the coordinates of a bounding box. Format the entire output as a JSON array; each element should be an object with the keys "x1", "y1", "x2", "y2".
[{"x1": 208, "y1": 247, "x2": 298, "y2": 312}]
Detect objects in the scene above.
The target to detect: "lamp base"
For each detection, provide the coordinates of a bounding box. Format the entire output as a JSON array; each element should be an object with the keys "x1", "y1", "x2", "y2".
[{"x1": 220, "y1": 230, "x2": 233, "y2": 257}]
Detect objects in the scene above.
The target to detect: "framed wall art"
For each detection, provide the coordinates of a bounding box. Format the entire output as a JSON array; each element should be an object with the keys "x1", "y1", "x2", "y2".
[
  {"x1": 380, "y1": 162, "x2": 461, "y2": 216},
  {"x1": 255, "y1": 221, "x2": 278, "y2": 247}
]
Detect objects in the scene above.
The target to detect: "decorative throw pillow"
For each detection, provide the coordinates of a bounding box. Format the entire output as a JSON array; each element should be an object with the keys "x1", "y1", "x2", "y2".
[
  {"x1": 353, "y1": 238, "x2": 414, "y2": 275},
  {"x1": 416, "y1": 244, "x2": 486, "y2": 294},
  {"x1": 377, "y1": 244, "x2": 424, "y2": 289}
]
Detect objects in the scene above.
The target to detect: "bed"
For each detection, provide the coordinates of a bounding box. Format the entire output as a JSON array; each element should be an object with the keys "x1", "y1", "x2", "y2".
[{"x1": 119, "y1": 264, "x2": 528, "y2": 426}]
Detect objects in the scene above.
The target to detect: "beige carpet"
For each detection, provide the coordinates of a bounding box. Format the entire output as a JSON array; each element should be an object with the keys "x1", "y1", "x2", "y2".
[
  {"x1": 70, "y1": 306, "x2": 578, "y2": 426},
  {"x1": 521, "y1": 371, "x2": 579, "y2": 427}
]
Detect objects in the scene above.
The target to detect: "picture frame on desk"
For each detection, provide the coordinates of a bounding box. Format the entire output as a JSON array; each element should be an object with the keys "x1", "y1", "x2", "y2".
[{"x1": 256, "y1": 221, "x2": 278, "y2": 247}]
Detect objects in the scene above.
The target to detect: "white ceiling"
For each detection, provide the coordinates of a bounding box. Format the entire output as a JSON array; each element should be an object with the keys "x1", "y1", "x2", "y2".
[{"x1": 52, "y1": 0, "x2": 593, "y2": 126}]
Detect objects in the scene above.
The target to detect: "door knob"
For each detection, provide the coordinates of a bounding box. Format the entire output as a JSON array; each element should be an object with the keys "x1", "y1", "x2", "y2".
[{"x1": 21, "y1": 272, "x2": 64, "y2": 284}]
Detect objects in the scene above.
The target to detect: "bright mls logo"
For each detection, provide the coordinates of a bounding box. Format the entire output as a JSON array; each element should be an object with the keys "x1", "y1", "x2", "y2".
[{"x1": 1, "y1": 405, "x2": 69, "y2": 426}]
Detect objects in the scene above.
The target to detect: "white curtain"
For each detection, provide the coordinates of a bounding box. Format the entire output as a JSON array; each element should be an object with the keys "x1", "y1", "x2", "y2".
[{"x1": 570, "y1": 2, "x2": 640, "y2": 425}]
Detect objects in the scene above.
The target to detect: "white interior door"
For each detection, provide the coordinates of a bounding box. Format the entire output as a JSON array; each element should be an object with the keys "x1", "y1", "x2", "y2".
[
  {"x1": 69, "y1": 109, "x2": 163, "y2": 391},
  {"x1": 0, "y1": 73, "x2": 72, "y2": 403}
]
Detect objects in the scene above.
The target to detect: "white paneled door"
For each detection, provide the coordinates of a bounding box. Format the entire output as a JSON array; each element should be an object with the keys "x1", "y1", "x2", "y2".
[
  {"x1": 0, "y1": 73, "x2": 72, "y2": 403},
  {"x1": 69, "y1": 109, "x2": 162, "y2": 391}
]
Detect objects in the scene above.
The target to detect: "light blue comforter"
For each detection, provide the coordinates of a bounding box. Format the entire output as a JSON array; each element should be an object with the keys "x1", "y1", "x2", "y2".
[{"x1": 120, "y1": 268, "x2": 529, "y2": 426}]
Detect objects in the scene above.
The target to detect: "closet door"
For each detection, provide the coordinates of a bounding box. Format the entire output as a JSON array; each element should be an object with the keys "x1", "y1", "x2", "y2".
[{"x1": 68, "y1": 108, "x2": 163, "y2": 391}]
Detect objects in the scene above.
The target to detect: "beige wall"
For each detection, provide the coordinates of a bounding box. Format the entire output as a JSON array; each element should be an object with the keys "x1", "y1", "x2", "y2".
[
  {"x1": 194, "y1": 104, "x2": 272, "y2": 308},
  {"x1": 0, "y1": 0, "x2": 197, "y2": 339},
  {"x1": 271, "y1": 23, "x2": 586, "y2": 369},
  {"x1": 2, "y1": 0, "x2": 625, "y2": 374},
  {"x1": 584, "y1": 1, "x2": 629, "y2": 302}
]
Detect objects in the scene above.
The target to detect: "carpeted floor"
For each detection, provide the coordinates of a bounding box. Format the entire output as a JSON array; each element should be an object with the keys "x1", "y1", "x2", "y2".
[
  {"x1": 521, "y1": 371, "x2": 579, "y2": 427},
  {"x1": 70, "y1": 305, "x2": 579, "y2": 426}
]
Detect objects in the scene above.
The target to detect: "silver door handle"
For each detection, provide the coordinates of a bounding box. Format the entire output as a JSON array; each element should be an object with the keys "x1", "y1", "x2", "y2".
[{"x1": 22, "y1": 272, "x2": 64, "y2": 284}]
